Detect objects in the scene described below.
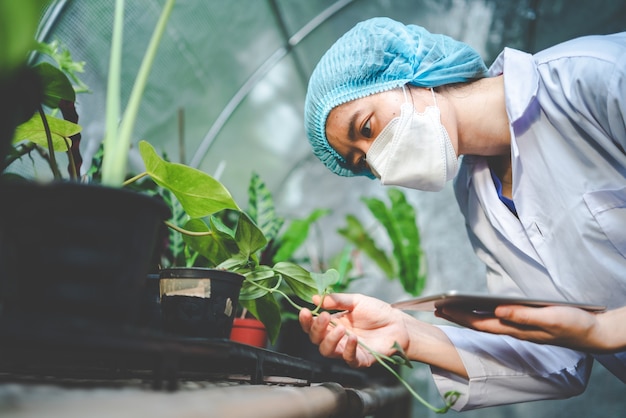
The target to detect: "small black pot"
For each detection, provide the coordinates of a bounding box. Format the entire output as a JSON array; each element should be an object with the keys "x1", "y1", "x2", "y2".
[
  {"x1": 159, "y1": 267, "x2": 244, "y2": 339},
  {"x1": 0, "y1": 181, "x2": 171, "y2": 326}
]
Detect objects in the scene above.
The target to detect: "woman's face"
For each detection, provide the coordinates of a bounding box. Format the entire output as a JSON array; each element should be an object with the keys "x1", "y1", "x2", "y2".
[{"x1": 325, "y1": 89, "x2": 404, "y2": 172}]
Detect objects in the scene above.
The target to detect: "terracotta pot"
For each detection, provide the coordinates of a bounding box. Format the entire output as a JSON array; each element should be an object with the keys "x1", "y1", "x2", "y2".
[{"x1": 230, "y1": 317, "x2": 267, "y2": 348}]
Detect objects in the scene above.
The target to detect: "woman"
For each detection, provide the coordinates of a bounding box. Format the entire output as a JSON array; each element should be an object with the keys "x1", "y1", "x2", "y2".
[{"x1": 300, "y1": 17, "x2": 626, "y2": 411}]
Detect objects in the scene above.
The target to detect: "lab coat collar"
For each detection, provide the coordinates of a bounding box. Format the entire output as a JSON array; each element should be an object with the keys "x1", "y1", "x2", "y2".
[{"x1": 488, "y1": 47, "x2": 539, "y2": 124}]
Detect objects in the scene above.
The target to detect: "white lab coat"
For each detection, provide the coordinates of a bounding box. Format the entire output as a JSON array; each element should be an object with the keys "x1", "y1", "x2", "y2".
[{"x1": 432, "y1": 32, "x2": 626, "y2": 410}]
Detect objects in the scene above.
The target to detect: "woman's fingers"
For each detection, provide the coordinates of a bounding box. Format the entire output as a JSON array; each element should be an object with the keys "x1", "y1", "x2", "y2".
[
  {"x1": 342, "y1": 334, "x2": 360, "y2": 367},
  {"x1": 309, "y1": 311, "x2": 332, "y2": 345},
  {"x1": 319, "y1": 322, "x2": 346, "y2": 357},
  {"x1": 299, "y1": 308, "x2": 313, "y2": 333}
]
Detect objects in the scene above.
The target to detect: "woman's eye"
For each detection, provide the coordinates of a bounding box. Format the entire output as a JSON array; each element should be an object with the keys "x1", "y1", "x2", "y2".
[{"x1": 361, "y1": 119, "x2": 372, "y2": 138}]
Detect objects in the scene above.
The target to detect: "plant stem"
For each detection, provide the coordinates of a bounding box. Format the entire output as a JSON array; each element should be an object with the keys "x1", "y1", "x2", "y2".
[
  {"x1": 122, "y1": 171, "x2": 148, "y2": 187},
  {"x1": 242, "y1": 276, "x2": 459, "y2": 412},
  {"x1": 63, "y1": 137, "x2": 78, "y2": 180},
  {"x1": 164, "y1": 220, "x2": 214, "y2": 237},
  {"x1": 38, "y1": 106, "x2": 62, "y2": 180},
  {"x1": 354, "y1": 333, "x2": 457, "y2": 413}
]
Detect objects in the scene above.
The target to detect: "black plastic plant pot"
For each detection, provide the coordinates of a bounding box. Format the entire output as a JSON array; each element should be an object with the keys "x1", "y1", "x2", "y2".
[
  {"x1": 159, "y1": 268, "x2": 244, "y2": 339},
  {"x1": 0, "y1": 181, "x2": 171, "y2": 326}
]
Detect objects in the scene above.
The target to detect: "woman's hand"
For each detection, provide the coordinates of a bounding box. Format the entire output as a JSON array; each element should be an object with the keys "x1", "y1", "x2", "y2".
[
  {"x1": 437, "y1": 305, "x2": 626, "y2": 353},
  {"x1": 299, "y1": 293, "x2": 468, "y2": 378},
  {"x1": 299, "y1": 293, "x2": 411, "y2": 368}
]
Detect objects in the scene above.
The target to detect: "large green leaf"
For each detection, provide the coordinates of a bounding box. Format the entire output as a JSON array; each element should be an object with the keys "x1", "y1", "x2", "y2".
[
  {"x1": 337, "y1": 214, "x2": 395, "y2": 278},
  {"x1": 272, "y1": 261, "x2": 319, "y2": 302},
  {"x1": 34, "y1": 62, "x2": 75, "y2": 107},
  {"x1": 12, "y1": 112, "x2": 81, "y2": 151},
  {"x1": 272, "y1": 208, "x2": 331, "y2": 263},
  {"x1": 234, "y1": 212, "x2": 268, "y2": 259},
  {"x1": 139, "y1": 140, "x2": 239, "y2": 218}
]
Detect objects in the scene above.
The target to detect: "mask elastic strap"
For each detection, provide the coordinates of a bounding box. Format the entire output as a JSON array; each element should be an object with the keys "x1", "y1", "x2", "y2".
[
  {"x1": 401, "y1": 84, "x2": 410, "y2": 102},
  {"x1": 430, "y1": 88, "x2": 437, "y2": 106}
]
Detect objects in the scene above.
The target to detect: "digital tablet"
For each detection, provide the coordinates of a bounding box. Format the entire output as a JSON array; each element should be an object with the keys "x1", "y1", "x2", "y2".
[{"x1": 391, "y1": 290, "x2": 606, "y2": 314}]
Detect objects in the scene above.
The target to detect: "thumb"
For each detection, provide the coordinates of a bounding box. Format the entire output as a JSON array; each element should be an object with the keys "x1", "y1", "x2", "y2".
[
  {"x1": 312, "y1": 293, "x2": 358, "y2": 311},
  {"x1": 494, "y1": 305, "x2": 536, "y2": 325}
]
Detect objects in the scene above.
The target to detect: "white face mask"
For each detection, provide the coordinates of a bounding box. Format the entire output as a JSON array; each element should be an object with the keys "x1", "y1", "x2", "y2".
[{"x1": 366, "y1": 86, "x2": 458, "y2": 192}]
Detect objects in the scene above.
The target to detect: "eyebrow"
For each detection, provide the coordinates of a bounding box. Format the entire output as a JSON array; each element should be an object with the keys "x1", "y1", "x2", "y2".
[{"x1": 347, "y1": 111, "x2": 359, "y2": 142}]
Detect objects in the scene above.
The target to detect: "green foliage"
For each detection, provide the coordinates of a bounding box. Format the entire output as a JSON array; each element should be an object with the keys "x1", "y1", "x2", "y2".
[
  {"x1": 140, "y1": 141, "x2": 239, "y2": 218},
  {"x1": 34, "y1": 62, "x2": 76, "y2": 107},
  {"x1": 35, "y1": 40, "x2": 89, "y2": 93},
  {"x1": 338, "y1": 214, "x2": 394, "y2": 277},
  {"x1": 271, "y1": 208, "x2": 330, "y2": 264},
  {"x1": 247, "y1": 172, "x2": 283, "y2": 244},
  {"x1": 3, "y1": 40, "x2": 87, "y2": 179},
  {"x1": 0, "y1": 0, "x2": 51, "y2": 79},
  {"x1": 135, "y1": 141, "x2": 337, "y2": 344},
  {"x1": 12, "y1": 112, "x2": 80, "y2": 151},
  {"x1": 338, "y1": 188, "x2": 427, "y2": 296}
]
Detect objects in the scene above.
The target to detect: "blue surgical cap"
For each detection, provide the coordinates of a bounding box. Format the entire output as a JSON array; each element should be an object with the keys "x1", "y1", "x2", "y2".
[{"x1": 304, "y1": 17, "x2": 488, "y2": 177}]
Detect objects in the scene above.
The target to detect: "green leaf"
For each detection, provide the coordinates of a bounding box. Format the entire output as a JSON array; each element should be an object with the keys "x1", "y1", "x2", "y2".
[
  {"x1": 240, "y1": 292, "x2": 282, "y2": 344},
  {"x1": 272, "y1": 261, "x2": 319, "y2": 302},
  {"x1": 273, "y1": 208, "x2": 331, "y2": 263},
  {"x1": 363, "y1": 189, "x2": 427, "y2": 296},
  {"x1": 327, "y1": 245, "x2": 358, "y2": 292},
  {"x1": 311, "y1": 269, "x2": 341, "y2": 296},
  {"x1": 34, "y1": 62, "x2": 75, "y2": 107},
  {"x1": 387, "y1": 189, "x2": 427, "y2": 296},
  {"x1": 234, "y1": 212, "x2": 268, "y2": 259},
  {"x1": 182, "y1": 217, "x2": 238, "y2": 266},
  {"x1": 161, "y1": 188, "x2": 188, "y2": 265},
  {"x1": 217, "y1": 253, "x2": 249, "y2": 271},
  {"x1": 247, "y1": 172, "x2": 283, "y2": 243},
  {"x1": 239, "y1": 266, "x2": 276, "y2": 300},
  {"x1": 36, "y1": 40, "x2": 89, "y2": 93},
  {"x1": 139, "y1": 140, "x2": 239, "y2": 218},
  {"x1": 337, "y1": 214, "x2": 395, "y2": 278},
  {"x1": 12, "y1": 112, "x2": 81, "y2": 151}
]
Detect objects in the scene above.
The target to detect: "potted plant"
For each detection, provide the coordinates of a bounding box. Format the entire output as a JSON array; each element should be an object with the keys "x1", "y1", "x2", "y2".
[
  {"x1": 124, "y1": 148, "x2": 336, "y2": 344},
  {"x1": 0, "y1": 0, "x2": 175, "y2": 328}
]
